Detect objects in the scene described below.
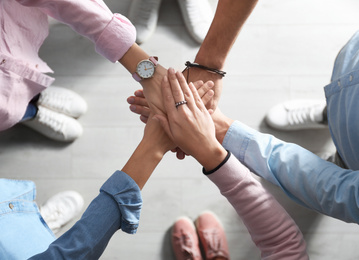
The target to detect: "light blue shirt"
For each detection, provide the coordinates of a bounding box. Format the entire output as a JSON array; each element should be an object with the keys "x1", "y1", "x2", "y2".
[
  {"x1": 222, "y1": 30, "x2": 359, "y2": 224},
  {"x1": 325, "y1": 31, "x2": 359, "y2": 170},
  {"x1": 223, "y1": 120, "x2": 359, "y2": 224}
]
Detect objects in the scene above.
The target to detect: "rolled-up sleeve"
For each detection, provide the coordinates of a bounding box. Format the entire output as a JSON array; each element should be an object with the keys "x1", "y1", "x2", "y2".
[
  {"x1": 29, "y1": 171, "x2": 142, "y2": 260},
  {"x1": 16, "y1": 0, "x2": 136, "y2": 62}
]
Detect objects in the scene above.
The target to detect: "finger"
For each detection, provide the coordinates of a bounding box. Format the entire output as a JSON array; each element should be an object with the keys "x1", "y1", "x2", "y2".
[
  {"x1": 201, "y1": 89, "x2": 214, "y2": 107},
  {"x1": 197, "y1": 80, "x2": 214, "y2": 98},
  {"x1": 134, "y1": 89, "x2": 146, "y2": 98},
  {"x1": 129, "y1": 104, "x2": 150, "y2": 117},
  {"x1": 192, "y1": 80, "x2": 204, "y2": 90},
  {"x1": 168, "y1": 68, "x2": 185, "y2": 103},
  {"x1": 140, "y1": 115, "x2": 148, "y2": 124},
  {"x1": 161, "y1": 75, "x2": 177, "y2": 115},
  {"x1": 176, "y1": 71, "x2": 196, "y2": 110},
  {"x1": 188, "y1": 81, "x2": 207, "y2": 111},
  {"x1": 127, "y1": 95, "x2": 149, "y2": 107},
  {"x1": 176, "y1": 148, "x2": 186, "y2": 160}
]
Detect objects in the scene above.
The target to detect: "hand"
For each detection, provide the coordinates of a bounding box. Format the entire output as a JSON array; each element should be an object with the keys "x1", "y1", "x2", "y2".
[
  {"x1": 210, "y1": 107, "x2": 234, "y2": 144},
  {"x1": 142, "y1": 112, "x2": 175, "y2": 155},
  {"x1": 154, "y1": 69, "x2": 227, "y2": 171},
  {"x1": 127, "y1": 79, "x2": 215, "y2": 159},
  {"x1": 182, "y1": 66, "x2": 223, "y2": 111},
  {"x1": 127, "y1": 80, "x2": 215, "y2": 123},
  {"x1": 140, "y1": 65, "x2": 168, "y2": 116}
]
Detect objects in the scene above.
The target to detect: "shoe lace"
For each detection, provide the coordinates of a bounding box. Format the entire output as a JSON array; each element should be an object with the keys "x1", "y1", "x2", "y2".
[
  {"x1": 201, "y1": 228, "x2": 228, "y2": 259},
  {"x1": 173, "y1": 229, "x2": 201, "y2": 260},
  {"x1": 287, "y1": 105, "x2": 321, "y2": 126}
]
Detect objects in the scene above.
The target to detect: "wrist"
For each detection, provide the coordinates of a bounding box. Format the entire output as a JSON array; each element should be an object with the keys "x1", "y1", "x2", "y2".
[
  {"x1": 140, "y1": 137, "x2": 167, "y2": 160},
  {"x1": 196, "y1": 142, "x2": 228, "y2": 171},
  {"x1": 212, "y1": 110, "x2": 234, "y2": 144},
  {"x1": 195, "y1": 48, "x2": 225, "y2": 70},
  {"x1": 119, "y1": 43, "x2": 151, "y2": 75}
]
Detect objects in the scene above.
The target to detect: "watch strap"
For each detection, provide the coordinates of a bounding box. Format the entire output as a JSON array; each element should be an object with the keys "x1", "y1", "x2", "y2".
[
  {"x1": 132, "y1": 72, "x2": 142, "y2": 82},
  {"x1": 149, "y1": 56, "x2": 158, "y2": 66}
]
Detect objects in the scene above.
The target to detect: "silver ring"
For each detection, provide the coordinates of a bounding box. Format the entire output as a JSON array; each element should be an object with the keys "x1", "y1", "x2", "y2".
[{"x1": 175, "y1": 100, "x2": 187, "y2": 108}]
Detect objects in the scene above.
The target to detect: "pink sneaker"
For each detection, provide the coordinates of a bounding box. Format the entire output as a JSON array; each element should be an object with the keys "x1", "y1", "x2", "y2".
[
  {"x1": 172, "y1": 216, "x2": 203, "y2": 260},
  {"x1": 195, "y1": 211, "x2": 230, "y2": 260}
]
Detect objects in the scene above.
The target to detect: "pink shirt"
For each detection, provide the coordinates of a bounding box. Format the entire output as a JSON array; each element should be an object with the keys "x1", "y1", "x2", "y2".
[
  {"x1": 0, "y1": 0, "x2": 136, "y2": 130},
  {"x1": 208, "y1": 154, "x2": 308, "y2": 259}
]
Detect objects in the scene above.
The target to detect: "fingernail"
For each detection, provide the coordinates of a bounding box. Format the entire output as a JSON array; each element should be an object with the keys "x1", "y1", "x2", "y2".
[
  {"x1": 130, "y1": 105, "x2": 136, "y2": 112},
  {"x1": 168, "y1": 67, "x2": 175, "y2": 74},
  {"x1": 127, "y1": 97, "x2": 135, "y2": 104},
  {"x1": 163, "y1": 75, "x2": 168, "y2": 82}
]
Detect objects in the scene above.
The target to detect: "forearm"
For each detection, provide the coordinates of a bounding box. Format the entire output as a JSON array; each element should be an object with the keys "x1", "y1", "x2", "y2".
[
  {"x1": 30, "y1": 171, "x2": 142, "y2": 259},
  {"x1": 207, "y1": 154, "x2": 308, "y2": 259},
  {"x1": 122, "y1": 134, "x2": 166, "y2": 190},
  {"x1": 195, "y1": 0, "x2": 258, "y2": 68},
  {"x1": 29, "y1": 193, "x2": 121, "y2": 259},
  {"x1": 223, "y1": 120, "x2": 359, "y2": 223}
]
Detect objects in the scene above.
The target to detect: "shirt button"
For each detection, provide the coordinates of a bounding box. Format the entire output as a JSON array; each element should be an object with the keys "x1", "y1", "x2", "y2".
[
  {"x1": 0, "y1": 59, "x2": 5, "y2": 65},
  {"x1": 9, "y1": 203, "x2": 14, "y2": 209},
  {"x1": 35, "y1": 64, "x2": 39, "y2": 69},
  {"x1": 350, "y1": 75, "x2": 353, "y2": 81},
  {"x1": 337, "y1": 81, "x2": 341, "y2": 87}
]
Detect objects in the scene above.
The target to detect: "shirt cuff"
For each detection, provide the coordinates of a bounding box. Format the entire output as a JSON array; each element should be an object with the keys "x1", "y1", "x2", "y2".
[
  {"x1": 95, "y1": 13, "x2": 136, "y2": 63},
  {"x1": 222, "y1": 120, "x2": 257, "y2": 163},
  {"x1": 202, "y1": 150, "x2": 231, "y2": 175},
  {"x1": 100, "y1": 171, "x2": 142, "y2": 234}
]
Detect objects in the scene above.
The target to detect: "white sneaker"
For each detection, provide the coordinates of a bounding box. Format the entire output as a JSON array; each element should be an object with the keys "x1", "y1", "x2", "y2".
[
  {"x1": 22, "y1": 106, "x2": 83, "y2": 142},
  {"x1": 127, "y1": 0, "x2": 162, "y2": 44},
  {"x1": 40, "y1": 191, "x2": 84, "y2": 234},
  {"x1": 177, "y1": 0, "x2": 214, "y2": 44},
  {"x1": 38, "y1": 86, "x2": 87, "y2": 118},
  {"x1": 265, "y1": 99, "x2": 327, "y2": 130}
]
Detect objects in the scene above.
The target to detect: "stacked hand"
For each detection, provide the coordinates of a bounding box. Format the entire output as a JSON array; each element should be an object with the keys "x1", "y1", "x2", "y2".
[
  {"x1": 128, "y1": 68, "x2": 215, "y2": 159},
  {"x1": 182, "y1": 66, "x2": 223, "y2": 111},
  {"x1": 130, "y1": 68, "x2": 227, "y2": 171}
]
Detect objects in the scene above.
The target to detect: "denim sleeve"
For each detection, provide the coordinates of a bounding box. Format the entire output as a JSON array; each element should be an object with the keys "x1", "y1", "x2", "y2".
[
  {"x1": 223, "y1": 120, "x2": 359, "y2": 224},
  {"x1": 29, "y1": 171, "x2": 142, "y2": 260}
]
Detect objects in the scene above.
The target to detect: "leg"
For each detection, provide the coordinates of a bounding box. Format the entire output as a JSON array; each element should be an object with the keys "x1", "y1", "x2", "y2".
[{"x1": 20, "y1": 102, "x2": 39, "y2": 122}]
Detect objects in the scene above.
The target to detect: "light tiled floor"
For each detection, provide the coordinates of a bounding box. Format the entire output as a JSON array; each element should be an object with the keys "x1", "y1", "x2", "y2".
[{"x1": 1, "y1": 0, "x2": 359, "y2": 259}]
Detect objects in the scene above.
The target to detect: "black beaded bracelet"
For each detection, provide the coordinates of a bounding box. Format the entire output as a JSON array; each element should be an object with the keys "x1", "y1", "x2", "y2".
[{"x1": 182, "y1": 61, "x2": 226, "y2": 82}]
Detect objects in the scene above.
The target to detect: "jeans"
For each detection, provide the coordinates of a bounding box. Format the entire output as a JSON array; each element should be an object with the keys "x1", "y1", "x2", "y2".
[{"x1": 20, "y1": 95, "x2": 40, "y2": 122}]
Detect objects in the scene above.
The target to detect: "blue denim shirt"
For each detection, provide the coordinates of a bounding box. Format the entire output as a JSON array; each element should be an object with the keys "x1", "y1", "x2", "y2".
[
  {"x1": 0, "y1": 170, "x2": 142, "y2": 260},
  {"x1": 223, "y1": 120, "x2": 359, "y2": 224},
  {"x1": 325, "y1": 31, "x2": 359, "y2": 170}
]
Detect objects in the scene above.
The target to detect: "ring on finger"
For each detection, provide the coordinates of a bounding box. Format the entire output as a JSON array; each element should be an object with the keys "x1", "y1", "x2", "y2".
[{"x1": 175, "y1": 100, "x2": 187, "y2": 108}]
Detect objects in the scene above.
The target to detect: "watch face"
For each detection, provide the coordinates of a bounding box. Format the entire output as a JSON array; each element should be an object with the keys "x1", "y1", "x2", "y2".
[{"x1": 136, "y1": 60, "x2": 155, "y2": 79}]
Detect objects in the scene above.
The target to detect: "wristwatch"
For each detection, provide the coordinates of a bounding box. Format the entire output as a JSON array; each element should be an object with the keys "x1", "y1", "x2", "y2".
[{"x1": 132, "y1": 56, "x2": 158, "y2": 82}]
